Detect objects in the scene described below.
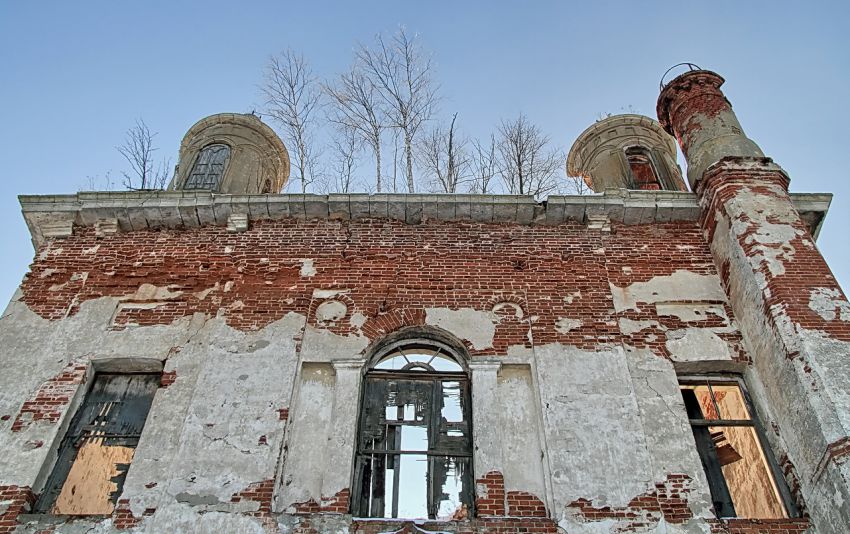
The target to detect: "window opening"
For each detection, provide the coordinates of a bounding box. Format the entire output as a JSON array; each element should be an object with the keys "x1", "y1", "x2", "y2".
[
  {"x1": 184, "y1": 143, "x2": 231, "y2": 190},
  {"x1": 354, "y1": 341, "x2": 473, "y2": 520},
  {"x1": 625, "y1": 146, "x2": 663, "y2": 191},
  {"x1": 35, "y1": 373, "x2": 159, "y2": 515},
  {"x1": 680, "y1": 378, "x2": 794, "y2": 519}
]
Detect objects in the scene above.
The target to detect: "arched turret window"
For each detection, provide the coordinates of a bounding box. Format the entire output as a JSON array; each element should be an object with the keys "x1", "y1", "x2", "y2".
[
  {"x1": 625, "y1": 146, "x2": 663, "y2": 190},
  {"x1": 184, "y1": 143, "x2": 231, "y2": 190},
  {"x1": 353, "y1": 339, "x2": 473, "y2": 519}
]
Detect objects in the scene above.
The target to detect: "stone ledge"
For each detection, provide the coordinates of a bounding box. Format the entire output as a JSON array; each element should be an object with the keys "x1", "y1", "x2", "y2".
[{"x1": 18, "y1": 190, "x2": 831, "y2": 248}]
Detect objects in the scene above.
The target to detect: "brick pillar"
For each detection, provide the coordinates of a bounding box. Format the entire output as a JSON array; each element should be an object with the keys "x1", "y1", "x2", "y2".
[{"x1": 658, "y1": 69, "x2": 850, "y2": 532}]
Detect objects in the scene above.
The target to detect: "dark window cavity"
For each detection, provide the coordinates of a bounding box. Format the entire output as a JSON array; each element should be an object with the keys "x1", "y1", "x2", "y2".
[
  {"x1": 35, "y1": 373, "x2": 159, "y2": 515},
  {"x1": 625, "y1": 146, "x2": 663, "y2": 190},
  {"x1": 680, "y1": 378, "x2": 797, "y2": 519},
  {"x1": 184, "y1": 143, "x2": 231, "y2": 190},
  {"x1": 353, "y1": 340, "x2": 473, "y2": 520}
]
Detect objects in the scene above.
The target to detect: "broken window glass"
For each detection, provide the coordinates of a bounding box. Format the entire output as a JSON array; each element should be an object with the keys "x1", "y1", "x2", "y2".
[
  {"x1": 625, "y1": 146, "x2": 663, "y2": 191},
  {"x1": 35, "y1": 373, "x2": 159, "y2": 515},
  {"x1": 680, "y1": 379, "x2": 796, "y2": 520},
  {"x1": 354, "y1": 341, "x2": 473, "y2": 520},
  {"x1": 185, "y1": 143, "x2": 230, "y2": 190}
]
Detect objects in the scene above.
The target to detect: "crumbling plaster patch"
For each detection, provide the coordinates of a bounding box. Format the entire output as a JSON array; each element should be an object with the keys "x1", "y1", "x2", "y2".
[
  {"x1": 425, "y1": 307, "x2": 495, "y2": 350},
  {"x1": 610, "y1": 270, "x2": 726, "y2": 313},
  {"x1": 299, "y1": 258, "x2": 317, "y2": 277},
  {"x1": 665, "y1": 328, "x2": 731, "y2": 362},
  {"x1": 809, "y1": 287, "x2": 850, "y2": 322},
  {"x1": 555, "y1": 317, "x2": 582, "y2": 333}
]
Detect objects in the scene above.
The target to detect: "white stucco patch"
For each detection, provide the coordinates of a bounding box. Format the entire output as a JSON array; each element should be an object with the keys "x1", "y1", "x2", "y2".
[
  {"x1": 655, "y1": 303, "x2": 728, "y2": 324},
  {"x1": 809, "y1": 287, "x2": 850, "y2": 322},
  {"x1": 299, "y1": 258, "x2": 316, "y2": 277},
  {"x1": 425, "y1": 308, "x2": 495, "y2": 350},
  {"x1": 610, "y1": 270, "x2": 726, "y2": 312},
  {"x1": 665, "y1": 328, "x2": 731, "y2": 362},
  {"x1": 555, "y1": 318, "x2": 582, "y2": 333},
  {"x1": 315, "y1": 300, "x2": 347, "y2": 324},
  {"x1": 619, "y1": 318, "x2": 663, "y2": 335}
]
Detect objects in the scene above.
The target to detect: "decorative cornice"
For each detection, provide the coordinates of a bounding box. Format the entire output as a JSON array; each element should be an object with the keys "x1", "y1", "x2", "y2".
[{"x1": 18, "y1": 190, "x2": 831, "y2": 248}]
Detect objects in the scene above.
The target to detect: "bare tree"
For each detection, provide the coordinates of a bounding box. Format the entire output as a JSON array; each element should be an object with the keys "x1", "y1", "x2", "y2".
[
  {"x1": 496, "y1": 114, "x2": 564, "y2": 197},
  {"x1": 357, "y1": 28, "x2": 438, "y2": 193},
  {"x1": 470, "y1": 134, "x2": 498, "y2": 194},
  {"x1": 325, "y1": 67, "x2": 386, "y2": 192},
  {"x1": 262, "y1": 49, "x2": 323, "y2": 193},
  {"x1": 562, "y1": 174, "x2": 593, "y2": 195},
  {"x1": 328, "y1": 126, "x2": 360, "y2": 193},
  {"x1": 418, "y1": 113, "x2": 469, "y2": 193},
  {"x1": 116, "y1": 119, "x2": 171, "y2": 190}
]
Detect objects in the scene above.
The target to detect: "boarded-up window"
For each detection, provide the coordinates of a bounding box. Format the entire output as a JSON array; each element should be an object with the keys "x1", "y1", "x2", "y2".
[
  {"x1": 680, "y1": 378, "x2": 797, "y2": 519},
  {"x1": 353, "y1": 341, "x2": 473, "y2": 520},
  {"x1": 35, "y1": 373, "x2": 159, "y2": 515},
  {"x1": 184, "y1": 143, "x2": 230, "y2": 190}
]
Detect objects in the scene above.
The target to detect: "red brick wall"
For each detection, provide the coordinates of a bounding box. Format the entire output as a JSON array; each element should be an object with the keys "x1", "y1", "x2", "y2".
[
  {"x1": 0, "y1": 486, "x2": 34, "y2": 534},
  {"x1": 11, "y1": 360, "x2": 87, "y2": 432},
  {"x1": 19, "y1": 219, "x2": 739, "y2": 362}
]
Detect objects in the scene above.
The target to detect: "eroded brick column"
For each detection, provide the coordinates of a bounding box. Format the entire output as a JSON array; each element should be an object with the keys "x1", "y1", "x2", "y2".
[{"x1": 658, "y1": 69, "x2": 850, "y2": 532}]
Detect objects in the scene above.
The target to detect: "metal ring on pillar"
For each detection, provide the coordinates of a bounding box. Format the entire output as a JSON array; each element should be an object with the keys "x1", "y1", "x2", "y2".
[{"x1": 660, "y1": 63, "x2": 703, "y2": 90}]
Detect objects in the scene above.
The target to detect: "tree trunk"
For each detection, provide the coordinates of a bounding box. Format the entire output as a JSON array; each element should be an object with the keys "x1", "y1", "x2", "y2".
[
  {"x1": 404, "y1": 132, "x2": 415, "y2": 193},
  {"x1": 375, "y1": 143, "x2": 382, "y2": 193}
]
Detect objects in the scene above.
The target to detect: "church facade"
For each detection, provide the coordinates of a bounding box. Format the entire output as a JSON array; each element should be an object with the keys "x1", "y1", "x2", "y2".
[{"x1": 0, "y1": 69, "x2": 848, "y2": 533}]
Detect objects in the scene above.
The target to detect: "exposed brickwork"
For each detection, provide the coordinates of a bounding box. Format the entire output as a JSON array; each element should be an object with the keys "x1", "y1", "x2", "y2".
[
  {"x1": 568, "y1": 474, "x2": 693, "y2": 528},
  {"x1": 278, "y1": 407, "x2": 289, "y2": 421},
  {"x1": 348, "y1": 518, "x2": 559, "y2": 533},
  {"x1": 11, "y1": 360, "x2": 87, "y2": 432},
  {"x1": 698, "y1": 165, "x2": 850, "y2": 346},
  {"x1": 18, "y1": 219, "x2": 739, "y2": 361},
  {"x1": 475, "y1": 471, "x2": 506, "y2": 516},
  {"x1": 292, "y1": 488, "x2": 350, "y2": 514},
  {"x1": 0, "y1": 485, "x2": 34, "y2": 534},
  {"x1": 708, "y1": 518, "x2": 809, "y2": 533},
  {"x1": 113, "y1": 498, "x2": 141, "y2": 529},
  {"x1": 231, "y1": 478, "x2": 275, "y2": 516},
  {"x1": 506, "y1": 490, "x2": 547, "y2": 517},
  {"x1": 657, "y1": 70, "x2": 732, "y2": 160},
  {"x1": 159, "y1": 370, "x2": 177, "y2": 388}
]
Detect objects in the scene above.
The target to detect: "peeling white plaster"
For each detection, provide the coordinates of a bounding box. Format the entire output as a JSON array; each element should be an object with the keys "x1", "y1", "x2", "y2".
[
  {"x1": 425, "y1": 308, "x2": 495, "y2": 350},
  {"x1": 299, "y1": 258, "x2": 316, "y2": 277},
  {"x1": 315, "y1": 300, "x2": 347, "y2": 324},
  {"x1": 619, "y1": 318, "x2": 663, "y2": 335},
  {"x1": 610, "y1": 270, "x2": 726, "y2": 312},
  {"x1": 665, "y1": 328, "x2": 731, "y2": 362},
  {"x1": 809, "y1": 287, "x2": 850, "y2": 322},
  {"x1": 120, "y1": 283, "x2": 183, "y2": 301},
  {"x1": 313, "y1": 288, "x2": 350, "y2": 299},
  {"x1": 655, "y1": 303, "x2": 729, "y2": 324},
  {"x1": 565, "y1": 291, "x2": 582, "y2": 304},
  {"x1": 555, "y1": 318, "x2": 582, "y2": 333}
]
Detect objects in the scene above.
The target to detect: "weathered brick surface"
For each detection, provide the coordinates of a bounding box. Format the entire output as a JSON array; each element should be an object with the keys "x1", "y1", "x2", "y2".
[
  {"x1": 231, "y1": 478, "x2": 275, "y2": 516},
  {"x1": 567, "y1": 474, "x2": 693, "y2": 527},
  {"x1": 475, "y1": 471, "x2": 506, "y2": 516},
  {"x1": 292, "y1": 488, "x2": 350, "y2": 514},
  {"x1": 19, "y1": 219, "x2": 738, "y2": 361},
  {"x1": 708, "y1": 518, "x2": 810, "y2": 533},
  {"x1": 0, "y1": 485, "x2": 34, "y2": 534},
  {"x1": 10, "y1": 360, "x2": 87, "y2": 432}
]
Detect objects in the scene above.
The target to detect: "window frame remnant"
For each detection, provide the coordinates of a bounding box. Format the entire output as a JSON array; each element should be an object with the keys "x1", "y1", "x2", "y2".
[
  {"x1": 34, "y1": 372, "x2": 160, "y2": 515},
  {"x1": 352, "y1": 339, "x2": 474, "y2": 520},
  {"x1": 679, "y1": 376, "x2": 798, "y2": 519},
  {"x1": 184, "y1": 143, "x2": 231, "y2": 190},
  {"x1": 622, "y1": 145, "x2": 677, "y2": 191}
]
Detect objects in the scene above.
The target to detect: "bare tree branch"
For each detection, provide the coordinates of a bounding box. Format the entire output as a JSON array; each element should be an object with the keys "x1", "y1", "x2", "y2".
[
  {"x1": 357, "y1": 28, "x2": 438, "y2": 192},
  {"x1": 496, "y1": 114, "x2": 564, "y2": 198},
  {"x1": 116, "y1": 119, "x2": 171, "y2": 190},
  {"x1": 470, "y1": 134, "x2": 498, "y2": 194},
  {"x1": 418, "y1": 113, "x2": 469, "y2": 193},
  {"x1": 327, "y1": 126, "x2": 360, "y2": 193},
  {"x1": 324, "y1": 67, "x2": 386, "y2": 192},
  {"x1": 262, "y1": 49, "x2": 323, "y2": 193}
]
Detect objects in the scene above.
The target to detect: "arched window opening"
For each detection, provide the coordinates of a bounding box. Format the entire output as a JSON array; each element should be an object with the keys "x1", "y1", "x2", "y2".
[
  {"x1": 184, "y1": 143, "x2": 231, "y2": 190},
  {"x1": 625, "y1": 146, "x2": 662, "y2": 191},
  {"x1": 353, "y1": 339, "x2": 473, "y2": 520}
]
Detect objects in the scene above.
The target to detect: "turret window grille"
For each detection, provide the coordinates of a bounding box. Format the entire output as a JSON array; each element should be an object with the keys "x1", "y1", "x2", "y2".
[{"x1": 185, "y1": 143, "x2": 230, "y2": 190}]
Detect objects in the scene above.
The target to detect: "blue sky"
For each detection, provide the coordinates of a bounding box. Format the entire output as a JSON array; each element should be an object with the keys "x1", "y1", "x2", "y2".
[{"x1": 1, "y1": 1, "x2": 848, "y2": 306}]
